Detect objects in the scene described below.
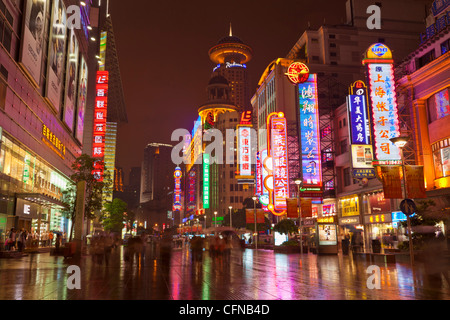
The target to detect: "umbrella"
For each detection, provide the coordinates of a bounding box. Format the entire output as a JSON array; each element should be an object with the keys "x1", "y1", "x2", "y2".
[{"x1": 411, "y1": 225, "x2": 437, "y2": 234}]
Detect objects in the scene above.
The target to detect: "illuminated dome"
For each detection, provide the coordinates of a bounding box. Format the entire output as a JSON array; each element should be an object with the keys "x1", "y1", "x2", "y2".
[{"x1": 208, "y1": 25, "x2": 253, "y2": 64}]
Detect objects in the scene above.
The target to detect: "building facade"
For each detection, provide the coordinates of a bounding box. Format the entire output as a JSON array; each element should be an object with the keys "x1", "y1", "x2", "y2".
[{"x1": 0, "y1": 0, "x2": 103, "y2": 244}]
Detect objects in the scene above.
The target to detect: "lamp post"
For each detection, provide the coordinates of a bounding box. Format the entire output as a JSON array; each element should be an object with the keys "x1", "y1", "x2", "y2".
[
  {"x1": 390, "y1": 136, "x2": 414, "y2": 267},
  {"x1": 252, "y1": 196, "x2": 258, "y2": 250},
  {"x1": 214, "y1": 211, "x2": 217, "y2": 228},
  {"x1": 294, "y1": 178, "x2": 303, "y2": 255},
  {"x1": 229, "y1": 206, "x2": 233, "y2": 229}
]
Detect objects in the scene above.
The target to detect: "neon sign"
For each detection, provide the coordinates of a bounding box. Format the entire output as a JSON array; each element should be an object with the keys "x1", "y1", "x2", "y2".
[
  {"x1": 238, "y1": 127, "x2": 252, "y2": 176},
  {"x1": 267, "y1": 113, "x2": 289, "y2": 214},
  {"x1": 285, "y1": 62, "x2": 310, "y2": 85},
  {"x1": 348, "y1": 81, "x2": 371, "y2": 145},
  {"x1": 203, "y1": 154, "x2": 210, "y2": 209},
  {"x1": 92, "y1": 71, "x2": 109, "y2": 181},
  {"x1": 364, "y1": 44, "x2": 401, "y2": 161},
  {"x1": 173, "y1": 167, "x2": 182, "y2": 211},
  {"x1": 298, "y1": 74, "x2": 322, "y2": 188}
]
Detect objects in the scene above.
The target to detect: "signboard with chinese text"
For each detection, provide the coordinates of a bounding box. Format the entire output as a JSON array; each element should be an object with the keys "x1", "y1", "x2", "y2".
[
  {"x1": 173, "y1": 167, "x2": 182, "y2": 212},
  {"x1": 380, "y1": 166, "x2": 403, "y2": 199},
  {"x1": 203, "y1": 154, "x2": 210, "y2": 209},
  {"x1": 298, "y1": 74, "x2": 322, "y2": 188},
  {"x1": 348, "y1": 94, "x2": 370, "y2": 145},
  {"x1": 269, "y1": 114, "x2": 289, "y2": 212},
  {"x1": 238, "y1": 127, "x2": 252, "y2": 176},
  {"x1": 92, "y1": 71, "x2": 108, "y2": 181},
  {"x1": 363, "y1": 44, "x2": 401, "y2": 162}
]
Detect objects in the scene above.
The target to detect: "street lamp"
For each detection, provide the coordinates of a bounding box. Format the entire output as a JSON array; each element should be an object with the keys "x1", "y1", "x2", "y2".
[
  {"x1": 252, "y1": 196, "x2": 258, "y2": 250},
  {"x1": 294, "y1": 178, "x2": 303, "y2": 255},
  {"x1": 390, "y1": 135, "x2": 414, "y2": 267},
  {"x1": 229, "y1": 206, "x2": 233, "y2": 229},
  {"x1": 214, "y1": 211, "x2": 217, "y2": 228}
]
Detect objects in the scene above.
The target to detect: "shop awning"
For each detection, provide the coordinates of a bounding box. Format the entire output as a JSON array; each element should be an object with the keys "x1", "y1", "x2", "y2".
[{"x1": 15, "y1": 193, "x2": 68, "y2": 210}]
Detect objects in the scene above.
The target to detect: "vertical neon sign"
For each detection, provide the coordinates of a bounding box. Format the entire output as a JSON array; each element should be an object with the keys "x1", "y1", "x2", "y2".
[
  {"x1": 92, "y1": 71, "x2": 109, "y2": 181},
  {"x1": 298, "y1": 74, "x2": 322, "y2": 188},
  {"x1": 173, "y1": 167, "x2": 182, "y2": 211},
  {"x1": 203, "y1": 154, "x2": 210, "y2": 209},
  {"x1": 268, "y1": 113, "x2": 289, "y2": 213},
  {"x1": 238, "y1": 127, "x2": 252, "y2": 176},
  {"x1": 363, "y1": 43, "x2": 401, "y2": 162}
]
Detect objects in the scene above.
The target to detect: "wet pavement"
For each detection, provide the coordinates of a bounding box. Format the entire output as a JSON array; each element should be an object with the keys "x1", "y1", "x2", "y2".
[{"x1": 0, "y1": 245, "x2": 449, "y2": 300}]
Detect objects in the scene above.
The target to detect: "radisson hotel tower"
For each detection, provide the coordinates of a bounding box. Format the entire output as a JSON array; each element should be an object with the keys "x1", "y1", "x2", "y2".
[{"x1": 208, "y1": 25, "x2": 253, "y2": 111}]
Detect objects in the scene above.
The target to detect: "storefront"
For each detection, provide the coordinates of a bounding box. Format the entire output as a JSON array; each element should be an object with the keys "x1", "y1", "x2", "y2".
[{"x1": 0, "y1": 133, "x2": 71, "y2": 245}]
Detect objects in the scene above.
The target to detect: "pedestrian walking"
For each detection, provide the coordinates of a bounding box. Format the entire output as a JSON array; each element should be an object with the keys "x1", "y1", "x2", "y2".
[
  {"x1": 104, "y1": 235, "x2": 114, "y2": 265},
  {"x1": 48, "y1": 232, "x2": 54, "y2": 247},
  {"x1": 17, "y1": 229, "x2": 27, "y2": 252},
  {"x1": 55, "y1": 234, "x2": 61, "y2": 253}
]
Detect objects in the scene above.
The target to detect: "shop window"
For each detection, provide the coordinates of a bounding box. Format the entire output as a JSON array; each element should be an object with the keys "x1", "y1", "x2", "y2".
[
  {"x1": 433, "y1": 142, "x2": 450, "y2": 179},
  {"x1": 428, "y1": 87, "x2": 450, "y2": 122}
]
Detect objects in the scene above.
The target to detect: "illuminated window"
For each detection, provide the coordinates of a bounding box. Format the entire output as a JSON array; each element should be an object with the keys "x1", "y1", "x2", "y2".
[
  {"x1": 432, "y1": 139, "x2": 450, "y2": 179},
  {"x1": 428, "y1": 87, "x2": 450, "y2": 122}
]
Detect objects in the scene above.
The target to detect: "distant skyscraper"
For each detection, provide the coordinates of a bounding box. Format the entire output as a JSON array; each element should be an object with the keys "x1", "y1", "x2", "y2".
[{"x1": 208, "y1": 25, "x2": 253, "y2": 111}]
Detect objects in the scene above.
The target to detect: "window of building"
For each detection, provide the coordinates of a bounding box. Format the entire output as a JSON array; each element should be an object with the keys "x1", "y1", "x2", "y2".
[
  {"x1": 330, "y1": 52, "x2": 337, "y2": 57},
  {"x1": 311, "y1": 38, "x2": 318, "y2": 43},
  {"x1": 441, "y1": 38, "x2": 450, "y2": 55},
  {"x1": 340, "y1": 139, "x2": 348, "y2": 154},
  {"x1": 329, "y1": 34, "x2": 336, "y2": 39},
  {"x1": 428, "y1": 87, "x2": 450, "y2": 122},
  {"x1": 0, "y1": 3, "x2": 13, "y2": 53},
  {"x1": 230, "y1": 196, "x2": 234, "y2": 203},
  {"x1": 343, "y1": 168, "x2": 351, "y2": 186},
  {"x1": 417, "y1": 49, "x2": 436, "y2": 69},
  {"x1": 432, "y1": 138, "x2": 450, "y2": 179},
  {"x1": 343, "y1": 118, "x2": 346, "y2": 127},
  {"x1": 330, "y1": 43, "x2": 336, "y2": 48},
  {"x1": 312, "y1": 55, "x2": 319, "y2": 61},
  {"x1": 230, "y1": 184, "x2": 233, "y2": 191}
]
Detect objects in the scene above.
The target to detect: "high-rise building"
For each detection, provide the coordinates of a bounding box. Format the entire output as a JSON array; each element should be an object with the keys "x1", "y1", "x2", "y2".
[
  {"x1": 208, "y1": 25, "x2": 253, "y2": 111},
  {"x1": 139, "y1": 143, "x2": 174, "y2": 228},
  {"x1": 0, "y1": 0, "x2": 101, "y2": 239}
]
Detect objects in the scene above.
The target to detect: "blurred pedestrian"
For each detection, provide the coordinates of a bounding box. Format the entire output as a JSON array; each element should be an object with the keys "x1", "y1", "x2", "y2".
[
  {"x1": 95, "y1": 236, "x2": 105, "y2": 265},
  {"x1": 420, "y1": 233, "x2": 450, "y2": 287},
  {"x1": 224, "y1": 236, "x2": 232, "y2": 263},
  {"x1": 55, "y1": 234, "x2": 61, "y2": 253},
  {"x1": 104, "y1": 235, "x2": 114, "y2": 266},
  {"x1": 160, "y1": 230, "x2": 173, "y2": 269},
  {"x1": 17, "y1": 229, "x2": 27, "y2": 252}
]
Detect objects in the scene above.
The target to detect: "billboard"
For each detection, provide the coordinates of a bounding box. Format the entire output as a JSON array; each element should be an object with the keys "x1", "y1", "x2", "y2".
[
  {"x1": 298, "y1": 74, "x2": 322, "y2": 188},
  {"x1": 46, "y1": 0, "x2": 68, "y2": 112},
  {"x1": 173, "y1": 167, "x2": 182, "y2": 211},
  {"x1": 75, "y1": 56, "x2": 88, "y2": 143},
  {"x1": 19, "y1": 0, "x2": 49, "y2": 86},
  {"x1": 63, "y1": 28, "x2": 79, "y2": 131}
]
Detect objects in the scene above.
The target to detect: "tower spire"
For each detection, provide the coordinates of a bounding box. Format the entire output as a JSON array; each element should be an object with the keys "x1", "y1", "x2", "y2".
[{"x1": 229, "y1": 23, "x2": 233, "y2": 37}]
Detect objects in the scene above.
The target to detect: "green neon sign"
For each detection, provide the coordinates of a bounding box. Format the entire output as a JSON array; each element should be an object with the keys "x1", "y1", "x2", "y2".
[{"x1": 203, "y1": 154, "x2": 210, "y2": 209}]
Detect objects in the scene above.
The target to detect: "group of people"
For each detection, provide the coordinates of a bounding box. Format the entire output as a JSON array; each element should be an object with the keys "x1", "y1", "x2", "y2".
[
  {"x1": 89, "y1": 233, "x2": 119, "y2": 265},
  {"x1": 4, "y1": 228, "x2": 64, "y2": 252},
  {"x1": 189, "y1": 234, "x2": 245, "y2": 265}
]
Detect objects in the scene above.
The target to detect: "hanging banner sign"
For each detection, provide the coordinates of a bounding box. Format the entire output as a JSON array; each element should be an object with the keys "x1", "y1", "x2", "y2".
[
  {"x1": 286, "y1": 198, "x2": 298, "y2": 219},
  {"x1": 380, "y1": 166, "x2": 403, "y2": 199},
  {"x1": 405, "y1": 165, "x2": 427, "y2": 199},
  {"x1": 245, "y1": 209, "x2": 265, "y2": 224}
]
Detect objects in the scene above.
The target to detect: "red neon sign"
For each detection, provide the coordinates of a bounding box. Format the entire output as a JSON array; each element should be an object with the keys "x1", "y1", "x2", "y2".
[{"x1": 92, "y1": 71, "x2": 109, "y2": 181}]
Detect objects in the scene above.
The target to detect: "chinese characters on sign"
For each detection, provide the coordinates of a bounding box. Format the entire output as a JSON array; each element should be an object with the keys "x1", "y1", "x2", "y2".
[
  {"x1": 238, "y1": 127, "x2": 252, "y2": 176},
  {"x1": 298, "y1": 74, "x2": 322, "y2": 188},
  {"x1": 270, "y1": 115, "x2": 289, "y2": 211},
  {"x1": 203, "y1": 154, "x2": 210, "y2": 209},
  {"x1": 367, "y1": 63, "x2": 401, "y2": 161},
  {"x1": 42, "y1": 124, "x2": 66, "y2": 159},
  {"x1": 348, "y1": 92, "x2": 370, "y2": 145},
  {"x1": 92, "y1": 71, "x2": 109, "y2": 181},
  {"x1": 173, "y1": 167, "x2": 182, "y2": 212}
]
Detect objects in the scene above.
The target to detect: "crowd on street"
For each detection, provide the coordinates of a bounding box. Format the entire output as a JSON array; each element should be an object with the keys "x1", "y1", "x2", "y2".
[{"x1": 3, "y1": 228, "x2": 65, "y2": 252}]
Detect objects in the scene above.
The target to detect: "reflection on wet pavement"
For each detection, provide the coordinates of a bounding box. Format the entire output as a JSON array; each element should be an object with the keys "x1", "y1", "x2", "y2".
[{"x1": 0, "y1": 246, "x2": 448, "y2": 300}]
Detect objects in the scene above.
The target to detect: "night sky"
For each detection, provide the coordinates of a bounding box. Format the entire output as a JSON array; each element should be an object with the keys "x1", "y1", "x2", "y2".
[{"x1": 110, "y1": 0, "x2": 348, "y2": 182}]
